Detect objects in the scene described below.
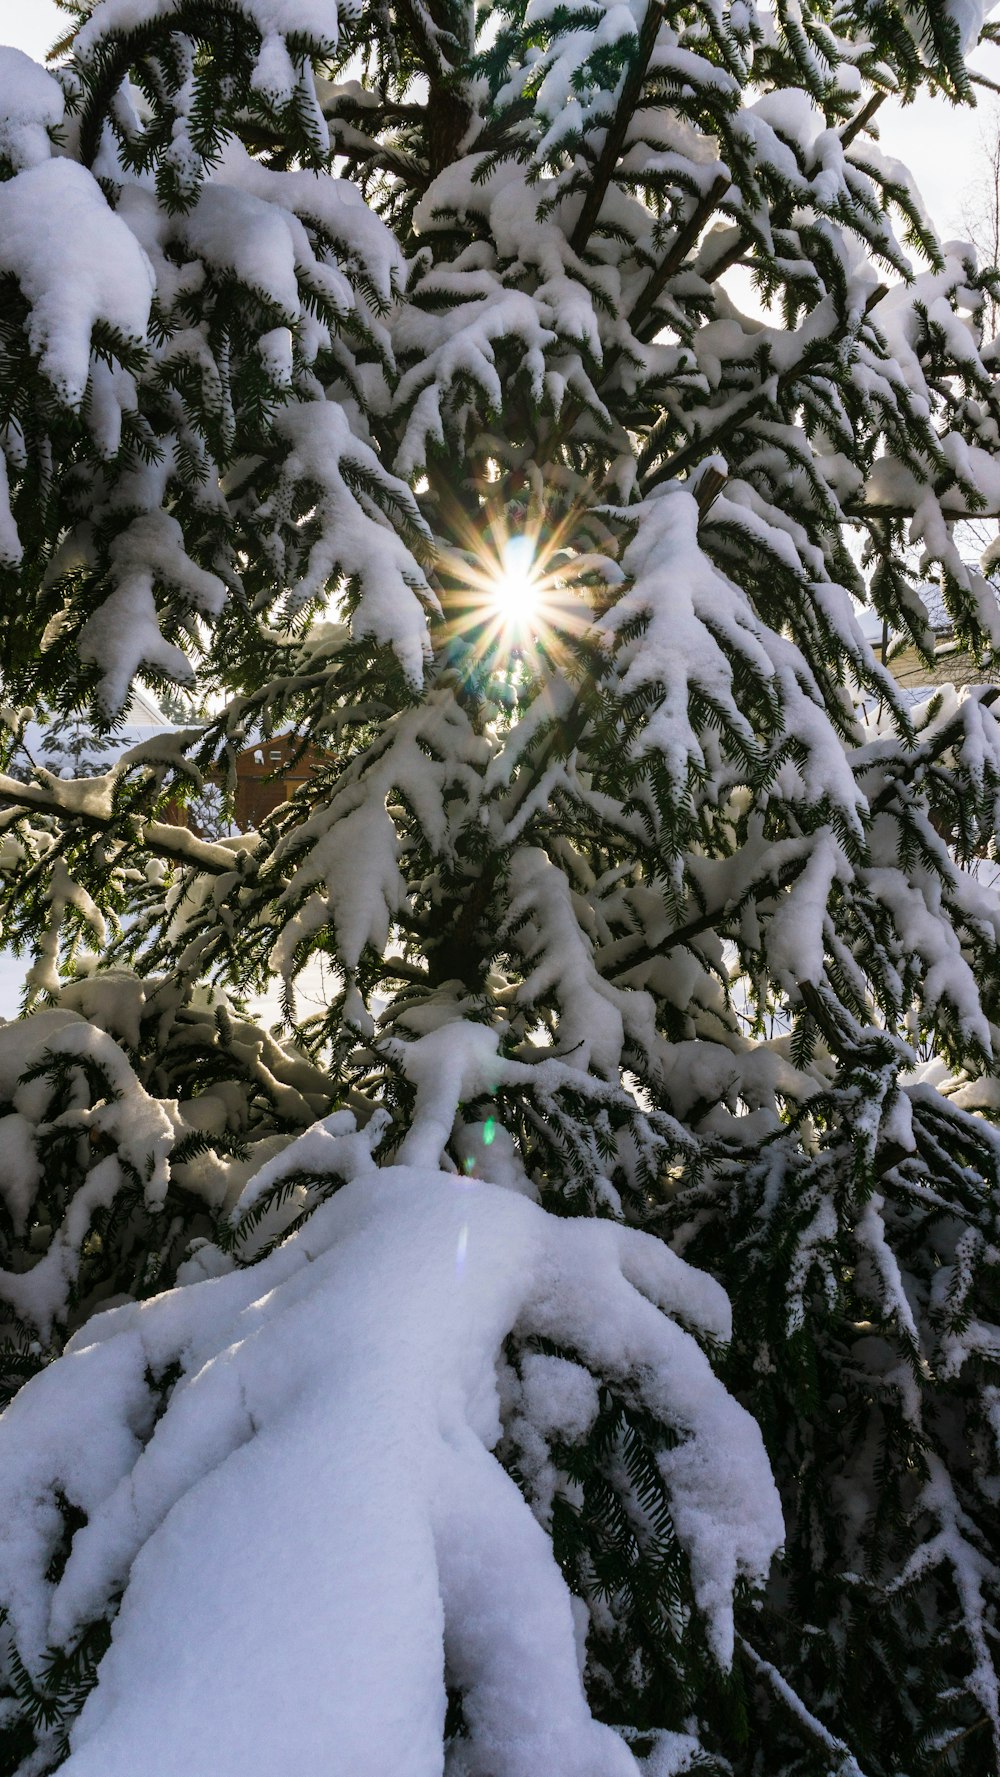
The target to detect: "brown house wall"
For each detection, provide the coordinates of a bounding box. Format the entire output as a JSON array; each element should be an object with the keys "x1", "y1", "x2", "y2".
[{"x1": 231, "y1": 737, "x2": 327, "y2": 830}]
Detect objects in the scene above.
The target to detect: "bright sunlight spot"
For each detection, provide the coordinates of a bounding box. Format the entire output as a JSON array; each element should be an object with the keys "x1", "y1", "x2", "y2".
[
  {"x1": 491, "y1": 536, "x2": 540, "y2": 636},
  {"x1": 434, "y1": 510, "x2": 591, "y2": 695}
]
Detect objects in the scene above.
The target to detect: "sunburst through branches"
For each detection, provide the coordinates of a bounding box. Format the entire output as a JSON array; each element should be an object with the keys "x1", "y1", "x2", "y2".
[{"x1": 433, "y1": 511, "x2": 593, "y2": 701}]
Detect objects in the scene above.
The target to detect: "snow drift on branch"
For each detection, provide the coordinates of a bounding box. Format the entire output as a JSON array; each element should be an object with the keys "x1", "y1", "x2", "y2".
[{"x1": 0, "y1": 1162, "x2": 782, "y2": 1777}]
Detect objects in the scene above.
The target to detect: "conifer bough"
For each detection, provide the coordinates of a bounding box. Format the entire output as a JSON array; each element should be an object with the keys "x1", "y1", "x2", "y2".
[{"x1": 0, "y1": 1, "x2": 998, "y2": 1773}]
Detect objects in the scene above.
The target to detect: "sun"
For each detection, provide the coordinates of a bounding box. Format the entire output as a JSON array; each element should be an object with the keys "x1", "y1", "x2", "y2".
[
  {"x1": 491, "y1": 536, "x2": 541, "y2": 638},
  {"x1": 432, "y1": 507, "x2": 593, "y2": 691}
]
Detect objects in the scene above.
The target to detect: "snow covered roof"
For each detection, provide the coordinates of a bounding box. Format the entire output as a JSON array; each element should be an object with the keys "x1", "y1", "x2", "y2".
[
  {"x1": 18, "y1": 722, "x2": 175, "y2": 779},
  {"x1": 125, "y1": 686, "x2": 168, "y2": 724}
]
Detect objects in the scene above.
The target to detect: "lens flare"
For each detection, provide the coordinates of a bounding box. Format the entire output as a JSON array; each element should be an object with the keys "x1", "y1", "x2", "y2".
[
  {"x1": 492, "y1": 536, "x2": 540, "y2": 639},
  {"x1": 433, "y1": 507, "x2": 592, "y2": 695}
]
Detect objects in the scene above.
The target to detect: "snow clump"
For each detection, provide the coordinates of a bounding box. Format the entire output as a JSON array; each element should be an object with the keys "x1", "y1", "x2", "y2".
[{"x1": 0, "y1": 1158, "x2": 782, "y2": 1776}]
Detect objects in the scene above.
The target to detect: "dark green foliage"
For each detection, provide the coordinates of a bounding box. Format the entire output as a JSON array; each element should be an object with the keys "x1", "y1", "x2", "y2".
[{"x1": 666, "y1": 1040, "x2": 1000, "y2": 1773}]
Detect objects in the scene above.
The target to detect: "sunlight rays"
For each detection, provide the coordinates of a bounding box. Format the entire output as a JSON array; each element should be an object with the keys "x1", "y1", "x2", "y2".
[{"x1": 432, "y1": 506, "x2": 593, "y2": 693}]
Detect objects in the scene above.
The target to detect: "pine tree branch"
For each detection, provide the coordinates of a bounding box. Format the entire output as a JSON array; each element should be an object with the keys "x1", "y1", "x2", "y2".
[
  {"x1": 377, "y1": 955, "x2": 431, "y2": 986},
  {"x1": 845, "y1": 502, "x2": 1000, "y2": 521},
  {"x1": 604, "y1": 688, "x2": 1000, "y2": 979},
  {"x1": 694, "y1": 466, "x2": 728, "y2": 517},
  {"x1": 395, "y1": 0, "x2": 464, "y2": 79},
  {"x1": 738, "y1": 1637, "x2": 867, "y2": 1770},
  {"x1": 337, "y1": 144, "x2": 426, "y2": 186},
  {"x1": 796, "y1": 978, "x2": 872, "y2": 1060},
  {"x1": 641, "y1": 284, "x2": 887, "y2": 491},
  {"x1": 534, "y1": 177, "x2": 732, "y2": 468},
  {"x1": 603, "y1": 849, "x2": 813, "y2": 977},
  {"x1": 692, "y1": 90, "x2": 887, "y2": 291},
  {"x1": 425, "y1": 669, "x2": 603, "y2": 984},
  {"x1": 867, "y1": 686, "x2": 1000, "y2": 815},
  {"x1": 641, "y1": 379, "x2": 779, "y2": 490},
  {"x1": 0, "y1": 774, "x2": 248, "y2": 877},
  {"x1": 928, "y1": 1715, "x2": 991, "y2": 1765},
  {"x1": 568, "y1": 0, "x2": 663, "y2": 257},
  {"x1": 839, "y1": 90, "x2": 885, "y2": 151},
  {"x1": 629, "y1": 174, "x2": 731, "y2": 341},
  {"x1": 693, "y1": 225, "x2": 751, "y2": 290},
  {"x1": 77, "y1": 2, "x2": 286, "y2": 168}
]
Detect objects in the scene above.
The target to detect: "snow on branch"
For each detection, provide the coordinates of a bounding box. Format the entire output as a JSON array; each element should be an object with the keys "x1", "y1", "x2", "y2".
[{"x1": 0, "y1": 1164, "x2": 781, "y2": 1775}]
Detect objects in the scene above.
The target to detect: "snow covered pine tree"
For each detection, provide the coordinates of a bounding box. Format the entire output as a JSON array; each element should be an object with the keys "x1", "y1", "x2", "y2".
[{"x1": 0, "y1": 0, "x2": 997, "y2": 1772}]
